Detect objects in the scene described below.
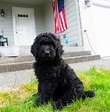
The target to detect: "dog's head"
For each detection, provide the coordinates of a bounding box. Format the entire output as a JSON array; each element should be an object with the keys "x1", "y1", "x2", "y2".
[{"x1": 31, "y1": 32, "x2": 64, "y2": 61}]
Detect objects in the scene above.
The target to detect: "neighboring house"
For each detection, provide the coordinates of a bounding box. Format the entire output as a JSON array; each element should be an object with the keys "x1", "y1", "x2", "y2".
[{"x1": 0, "y1": 0, "x2": 110, "y2": 57}]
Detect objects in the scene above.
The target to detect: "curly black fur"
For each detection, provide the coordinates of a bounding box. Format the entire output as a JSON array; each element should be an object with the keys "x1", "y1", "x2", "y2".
[{"x1": 31, "y1": 32, "x2": 95, "y2": 110}]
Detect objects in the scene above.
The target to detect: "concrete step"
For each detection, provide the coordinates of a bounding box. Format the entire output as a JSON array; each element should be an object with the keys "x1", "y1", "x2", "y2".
[
  {"x1": 0, "y1": 51, "x2": 91, "y2": 64},
  {"x1": 0, "y1": 61, "x2": 34, "y2": 73},
  {"x1": 64, "y1": 55, "x2": 100, "y2": 64},
  {"x1": 0, "y1": 54, "x2": 100, "y2": 73},
  {"x1": 63, "y1": 51, "x2": 91, "y2": 57},
  {"x1": 0, "y1": 55, "x2": 34, "y2": 64}
]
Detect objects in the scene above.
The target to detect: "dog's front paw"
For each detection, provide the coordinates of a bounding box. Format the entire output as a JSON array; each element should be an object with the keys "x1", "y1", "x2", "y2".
[{"x1": 53, "y1": 101, "x2": 63, "y2": 110}]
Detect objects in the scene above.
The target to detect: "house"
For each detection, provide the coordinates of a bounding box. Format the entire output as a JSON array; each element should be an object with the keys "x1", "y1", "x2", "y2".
[
  {"x1": 79, "y1": 0, "x2": 110, "y2": 57},
  {"x1": 0, "y1": 0, "x2": 83, "y2": 55},
  {"x1": 0, "y1": 0, "x2": 110, "y2": 57}
]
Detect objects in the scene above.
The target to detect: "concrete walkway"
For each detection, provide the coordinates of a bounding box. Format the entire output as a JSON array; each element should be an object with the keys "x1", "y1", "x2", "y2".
[
  {"x1": 70, "y1": 58, "x2": 110, "y2": 71},
  {"x1": 0, "y1": 58, "x2": 110, "y2": 91}
]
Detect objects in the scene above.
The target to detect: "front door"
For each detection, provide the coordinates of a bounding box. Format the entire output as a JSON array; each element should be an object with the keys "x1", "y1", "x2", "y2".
[{"x1": 12, "y1": 7, "x2": 36, "y2": 46}]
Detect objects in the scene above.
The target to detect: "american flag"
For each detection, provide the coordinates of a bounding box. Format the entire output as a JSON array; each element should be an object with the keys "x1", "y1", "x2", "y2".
[{"x1": 52, "y1": 0, "x2": 68, "y2": 34}]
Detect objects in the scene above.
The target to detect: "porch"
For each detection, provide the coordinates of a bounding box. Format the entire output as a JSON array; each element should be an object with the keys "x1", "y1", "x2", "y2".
[{"x1": 0, "y1": 0, "x2": 82, "y2": 49}]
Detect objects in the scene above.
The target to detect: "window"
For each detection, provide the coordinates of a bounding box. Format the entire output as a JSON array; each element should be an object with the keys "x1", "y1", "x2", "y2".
[{"x1": 18, "y1": 14, "x2": 28, "y2": 18}]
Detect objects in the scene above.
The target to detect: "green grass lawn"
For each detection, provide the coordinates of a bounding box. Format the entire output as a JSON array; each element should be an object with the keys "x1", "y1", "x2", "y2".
[{"x1": 0, "y1": 67, "x2": 110, "y2": 112}]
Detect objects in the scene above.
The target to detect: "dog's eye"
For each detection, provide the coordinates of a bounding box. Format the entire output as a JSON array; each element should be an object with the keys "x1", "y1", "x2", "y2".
[
  {"x1": 45, "y1": 42, "x2": 54, "y2": 46},
  {"x1": 40, "y1": 42, "x2": 45, "y2": 45},
  {"x1": 49, "y1": 44, "x2": 56, "y2": 49},
  {"x1": 49, "y1": 43, "x2": 56, "y2": 48},
  {"x1": 40, "y1": 41, "x2": 56, "y2": 48},
  {"x1": 49, "y1": 45, "x2": 53, "y2": 48}
]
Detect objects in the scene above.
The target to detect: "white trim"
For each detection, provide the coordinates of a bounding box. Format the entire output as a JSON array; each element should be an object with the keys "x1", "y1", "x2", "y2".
[
  {"x1": 104, "y1": 0, "x2": 110, "y2": 2},
  {"x1": 75, "y1": 0, "x2": 83, "y2": 47},
  {"x1": 12, "y1": 7, "x2": 36, "y2": 46},
  {"x1": 92, "y1": 0, "x2": 110, "y2": 8},
  {"x1": 12, "y1": 7, "x2": 16, "y2": 46}
]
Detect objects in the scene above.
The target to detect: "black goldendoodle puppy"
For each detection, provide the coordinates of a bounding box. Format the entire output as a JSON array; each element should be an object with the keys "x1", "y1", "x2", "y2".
[{"x1": 31, "y1": 32, "x2": 95, "y2": 110}]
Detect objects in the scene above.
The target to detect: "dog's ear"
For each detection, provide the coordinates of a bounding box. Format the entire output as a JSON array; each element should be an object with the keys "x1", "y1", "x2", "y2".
[
  {"x1": 31, "y1": 43, "x2": 38, "y2": 57},
  {"x1": 56, "y1": 39, "x2": 64, "y2": 58},
  {"x1": 49, "y1": 33, "x2": 64, "y2": 58},
  {"x1": 31, "y1": 35, "x2": 41, "y2": 57}
]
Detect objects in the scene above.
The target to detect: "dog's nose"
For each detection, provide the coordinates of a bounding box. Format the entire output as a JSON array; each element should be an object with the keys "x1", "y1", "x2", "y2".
[{"x1": 44, "y1": 51, "x2": 50, "y2": 55}]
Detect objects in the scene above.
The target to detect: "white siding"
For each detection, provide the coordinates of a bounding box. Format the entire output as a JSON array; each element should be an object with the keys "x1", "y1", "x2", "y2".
[
  {"x1": 0, "y1": 3, "x2": 14, "y2": 46},
  {"x1": 0, "y1": 0, "x2": 82, "y2": 47},
  {"x1": 43, "y1": 0, "x2": 54, "y2": 33},
  {"x1": 34, "y1": 6, "x2": 44, "y2": 35},
  {"x1": 43, "y1": 0, "x2": 82, "y2": 46},
  {"x1": 79, "y1": 0, "x2": 96, "y2": 53},
  {"x1": 79, "y1": 0, "x2": 110, "y2": 56},
  {"x1": 0, "y1": 2, "x2": 44, "y2": 46}
]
